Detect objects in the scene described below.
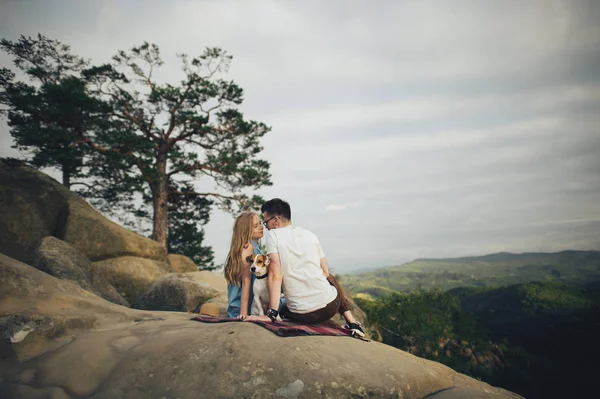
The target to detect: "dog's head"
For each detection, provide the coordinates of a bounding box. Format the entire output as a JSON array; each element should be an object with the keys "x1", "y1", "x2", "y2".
[{"x1": 246, "y1": 253, "x2": 270, "y2": 278}]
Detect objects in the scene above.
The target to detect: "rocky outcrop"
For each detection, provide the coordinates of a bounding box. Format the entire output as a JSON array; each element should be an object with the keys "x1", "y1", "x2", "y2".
[
  {"x1": 31, "y1": 236, "x2": 129, "y2": 306},
  {"x1": 62, "y1": 197, "x2": 167, "y2": 262},
  {"x1": 93, "y1": 256, "x2": 174, "y2": 306},
  {"x1": 0, "y1": 253, "x2": 142, "y2": 363},
  {"x1": 0, "y1": 252, "x2": 522, "y2": 399},
  {"x1": 136, "y1": 272, "x2": 221, "y2": 312},
  {"x1": 167, "y1": 254, "x2": 198, "y2": 273},
  {"x1": 0, "y1": 160, "x2": 167, "y2": 264},
  {"x1": 0, "y1": 159, "x2": 69, "y2": 264}
]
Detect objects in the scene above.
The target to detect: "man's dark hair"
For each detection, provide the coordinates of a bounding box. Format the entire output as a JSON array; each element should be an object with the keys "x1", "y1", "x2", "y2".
[{"x1": 261, "y1": 198, "x2": 291, "y2": 220}]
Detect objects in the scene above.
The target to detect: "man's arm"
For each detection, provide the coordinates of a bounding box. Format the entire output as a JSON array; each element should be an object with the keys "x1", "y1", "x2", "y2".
[
  {"x1": 267, "y1": 252, "x2": 283, "y2": 311},
  {"x1": 319, "y1": 257, "x2": 330, "y2": 278}
]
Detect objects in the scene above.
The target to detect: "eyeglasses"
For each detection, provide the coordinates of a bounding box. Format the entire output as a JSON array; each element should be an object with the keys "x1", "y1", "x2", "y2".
[{"x1": 262, "y1": 216, "x2": 277, "y2": 227}]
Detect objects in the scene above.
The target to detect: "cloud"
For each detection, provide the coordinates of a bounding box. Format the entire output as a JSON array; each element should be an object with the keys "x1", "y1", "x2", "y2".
[
  {"x1": 1, "y1": 0, "x2": 599, "y2": 271},
  {"x1": 326, "y1": 201, "x2": 360, "y2": 212}
]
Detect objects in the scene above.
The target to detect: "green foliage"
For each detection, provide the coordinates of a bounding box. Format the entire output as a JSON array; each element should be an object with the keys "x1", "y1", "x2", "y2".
[
  {"x1": 81, "y1": 42, "x2": 272, "y2": 246},
  {"x1": 166, "y1": 182, "x2": 214, "y2": 270},
  {"x1": 0, "y1": 34, "x2": 107, "y2": 186},
  {"x1": 364, "y1": 288, "x2": 490, "y2": 358},
  {"x1": 360, "y1": 280, "x2": 600, "y2": 399}
]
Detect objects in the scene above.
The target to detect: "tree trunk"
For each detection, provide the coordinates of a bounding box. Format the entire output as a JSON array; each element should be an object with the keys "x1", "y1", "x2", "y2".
[
  {"x1": 62, "y1": 166, "x2": 71, "y2": 188},
  {"x1": 152, "y1": 142, "x2": 169, "y2": 248}
]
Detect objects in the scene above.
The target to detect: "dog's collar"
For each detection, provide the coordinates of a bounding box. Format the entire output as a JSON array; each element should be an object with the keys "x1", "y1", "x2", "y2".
[{"x1": 255, "y1": 272, "x2": 268, "y2": 280}]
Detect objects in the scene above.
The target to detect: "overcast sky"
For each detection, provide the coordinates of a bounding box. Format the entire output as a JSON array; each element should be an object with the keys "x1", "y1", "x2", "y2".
[{"x1": 1, "y1": 0, "x2": 599, "y2": 272}]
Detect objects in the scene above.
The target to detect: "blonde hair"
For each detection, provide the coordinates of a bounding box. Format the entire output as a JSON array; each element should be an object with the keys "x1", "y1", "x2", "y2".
[{"x1": 224, "y1": 212, "x2": 258, "y2": 286}]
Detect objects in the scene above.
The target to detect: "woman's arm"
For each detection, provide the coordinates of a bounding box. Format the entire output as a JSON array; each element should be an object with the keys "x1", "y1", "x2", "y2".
[{"x1": 238, "y1": 244, "x2": 253, "y2": 319}]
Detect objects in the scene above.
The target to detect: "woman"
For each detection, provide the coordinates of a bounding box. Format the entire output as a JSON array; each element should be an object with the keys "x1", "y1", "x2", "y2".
[{"x1": 224, "y1": 212, "x2": 264, "y2": 319}]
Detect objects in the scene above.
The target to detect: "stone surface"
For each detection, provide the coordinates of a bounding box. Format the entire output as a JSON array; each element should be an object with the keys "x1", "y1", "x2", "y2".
[
  {"x1": 0, "y1": 252, "x2": 522, "y2": 399},
  {"x1": 93, "y1": 256, "x2": 174, "y2": 306},
  {"x1": 31, "y1": 236, "x2": 128, "y2": 306},
  {"x1": 0, "y1": 159, "x2": 69, "y2": 264},
  {"x1": 0, "y1": 160, "x2": 167, "y2": 265},
  {"x1": 61, "y1": 195, "x2": 167, "y2": 263},
  {"x1": 195, "y1": 270, "x2": 228, "y2": 292},
  {"x1": 136, "y1": 272, "x2": 222, "y2": 312},
  {"x1": 167, "y1": 254, "x2": 198, "y2": 273}
]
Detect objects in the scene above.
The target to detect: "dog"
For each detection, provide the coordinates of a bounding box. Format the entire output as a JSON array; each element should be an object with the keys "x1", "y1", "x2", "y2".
[{"x1": 246, "y1": 253, "x2": 272, "y2": 316}]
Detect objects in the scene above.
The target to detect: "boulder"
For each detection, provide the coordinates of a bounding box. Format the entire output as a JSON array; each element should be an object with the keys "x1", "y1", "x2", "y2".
[
  {"x1": 167, "y1": 254, "x2": 198, "y2": 273},
  {"x1": 0, "y1": 160, "x2": 167, "y2": 264},
  {"x1": 190, "y1": 271, "x2": 229, "y2": 316},
  {"x1": 0, "y1": 252, "x2": 523, "y2": 399},
  {"x1": 61, "y1": 197, "x2": 167, "y2": 262},
  {"x1": 31, "y1": 236, "x2": 129, "y2": 307},
  {"x1": 195, "y1": 270, "x2": 228, "y2": 291},
  {"x1": 93, "y1": 256, "x2": 173, "y2": 306},
  {"x1": 0, "y1": 159, "x2": 69, "y2": 263},
  {"x1": 137, "y1": 272, "x2": 222, "y2": 312}
]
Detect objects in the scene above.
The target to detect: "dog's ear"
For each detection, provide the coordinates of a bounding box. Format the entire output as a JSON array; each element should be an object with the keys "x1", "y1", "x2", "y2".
[
  {"x1": 246, "y1": 255, "x2": 254, "y2": 263},
  {"x1": 264, "y1": 256, "x2": 270, "y2": 266}
]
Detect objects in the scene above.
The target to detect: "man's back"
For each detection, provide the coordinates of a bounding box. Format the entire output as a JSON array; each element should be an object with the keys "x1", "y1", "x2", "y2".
[{"x1": 266, "y1": 225, "x2": 337, "y2": 313}]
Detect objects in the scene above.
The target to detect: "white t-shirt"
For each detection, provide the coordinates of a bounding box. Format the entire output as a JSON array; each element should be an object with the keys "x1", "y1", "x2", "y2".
[{"x1": 266, "y1": 225, "x2": 338, "y2": 314}]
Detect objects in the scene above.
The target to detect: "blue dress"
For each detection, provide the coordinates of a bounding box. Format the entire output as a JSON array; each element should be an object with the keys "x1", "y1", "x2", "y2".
[{"x1": 227, "y1": 241, "x2": 261, "y2": 318}]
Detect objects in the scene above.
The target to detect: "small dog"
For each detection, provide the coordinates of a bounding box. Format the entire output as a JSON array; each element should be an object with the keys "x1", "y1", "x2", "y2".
[{"x1": 247, "y1": 253, "x2": 271, "y2": 316}]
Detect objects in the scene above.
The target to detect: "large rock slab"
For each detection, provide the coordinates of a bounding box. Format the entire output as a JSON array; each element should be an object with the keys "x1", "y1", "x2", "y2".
[
  {"x1": 61, "y1": 197, "x2": 167, "y2": 263},
  {"x1": 93, "y1": 256, "x2": 174, "y2": 305},
  {"x1": 0, "y1": 160, "x2": 167, "y2": 264},
  {"x1": 0, "y1": 252, "x2": 142, "y2": 363},
  {"x1": 31, "y1": 236, "x2": 129, "y2": 307},
  {"x1": 137, "y1": 272, "x2": 222, "y2": 312},
  {"x1": 0, "y1": 159, "x2": 69, "y2": 263},
  {"x1": 0, "y1": 252, "x2": 522, "y2": 399},
  {"x1": 167, "y1": 254, "x2": 198, "y2": 273}
]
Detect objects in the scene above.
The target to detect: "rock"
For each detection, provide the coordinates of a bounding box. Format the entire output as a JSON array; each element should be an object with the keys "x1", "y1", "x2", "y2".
[
  {"x1": 0, "y1": 253, "x2": 141, "y2": 363},
  {"x1": 0, "y1": 252, "x2": 522, "y2": 399},
  {"x1": 195, "y1": 270, "x2": 228, "y2": 291},
  {"x1": 31, "y1": 236, "x2": 128, "y2": 306},
  {"x1": 0, "y1": 159, "x2": 69, "y2": 264},
  {"x1": 93, "y1": 256, "x2": 174, "y2": 306},
  {"x1": 185, "y1": 270, "x2": 229, "y2": 316},
  {"x1": 167, "y1": 254, "x2": 198, "y2": 273},
  {"x1": 61, "y1": 196, "x2": 167, "y2": 262},
  {"x1": 137, "y1": 272, "x2": 222, "y2": 312},
  {"x1": 0, "y1": 315, "x2": 37, "y2": 344},
  {"x1": 0, "y1": 160, "x2": 167, "y2": 264}
]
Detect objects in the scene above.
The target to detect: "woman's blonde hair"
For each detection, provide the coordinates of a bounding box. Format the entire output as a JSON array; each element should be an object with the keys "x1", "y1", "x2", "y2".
[{"x1": 224, "y1": 211, "x2": 258, "y2": 286}]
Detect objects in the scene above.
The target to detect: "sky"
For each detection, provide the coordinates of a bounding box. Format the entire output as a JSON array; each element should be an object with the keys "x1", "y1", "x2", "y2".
[{"x1": 1, "y1": 0, "x2": 599, "y2": 272}]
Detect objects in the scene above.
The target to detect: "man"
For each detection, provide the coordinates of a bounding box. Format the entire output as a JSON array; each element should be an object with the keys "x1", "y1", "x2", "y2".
[{"x1": 251, "y1": 198, "x2": 364, "y2": 337}]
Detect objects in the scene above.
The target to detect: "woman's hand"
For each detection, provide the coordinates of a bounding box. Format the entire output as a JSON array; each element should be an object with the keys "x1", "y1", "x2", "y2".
[
  {"x1": 245, "y1": 315, "x2": 271, "y2": 322},
  {"x1": 237, "y1": 314, "x2": 248, "y2": 320}
]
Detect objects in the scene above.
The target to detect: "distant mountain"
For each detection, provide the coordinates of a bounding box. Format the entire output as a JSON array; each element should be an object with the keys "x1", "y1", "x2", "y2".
[{"x1": 342, "y1": 250, "x2": 600, "y2": 296}]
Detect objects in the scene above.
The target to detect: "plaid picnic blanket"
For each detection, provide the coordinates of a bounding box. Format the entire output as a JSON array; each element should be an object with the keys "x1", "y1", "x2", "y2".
[{"x1": 192, "y1": 315, "x2": 357, "y2": 338}]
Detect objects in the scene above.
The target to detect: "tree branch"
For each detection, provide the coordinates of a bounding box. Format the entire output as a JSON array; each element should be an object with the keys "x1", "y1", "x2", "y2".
[
  {"x1": 170, "y1": 189, "x2": 237, "y2": 201},
  {"x1": 167, "y1": 161, "x2": 222, "y2": 177}
]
